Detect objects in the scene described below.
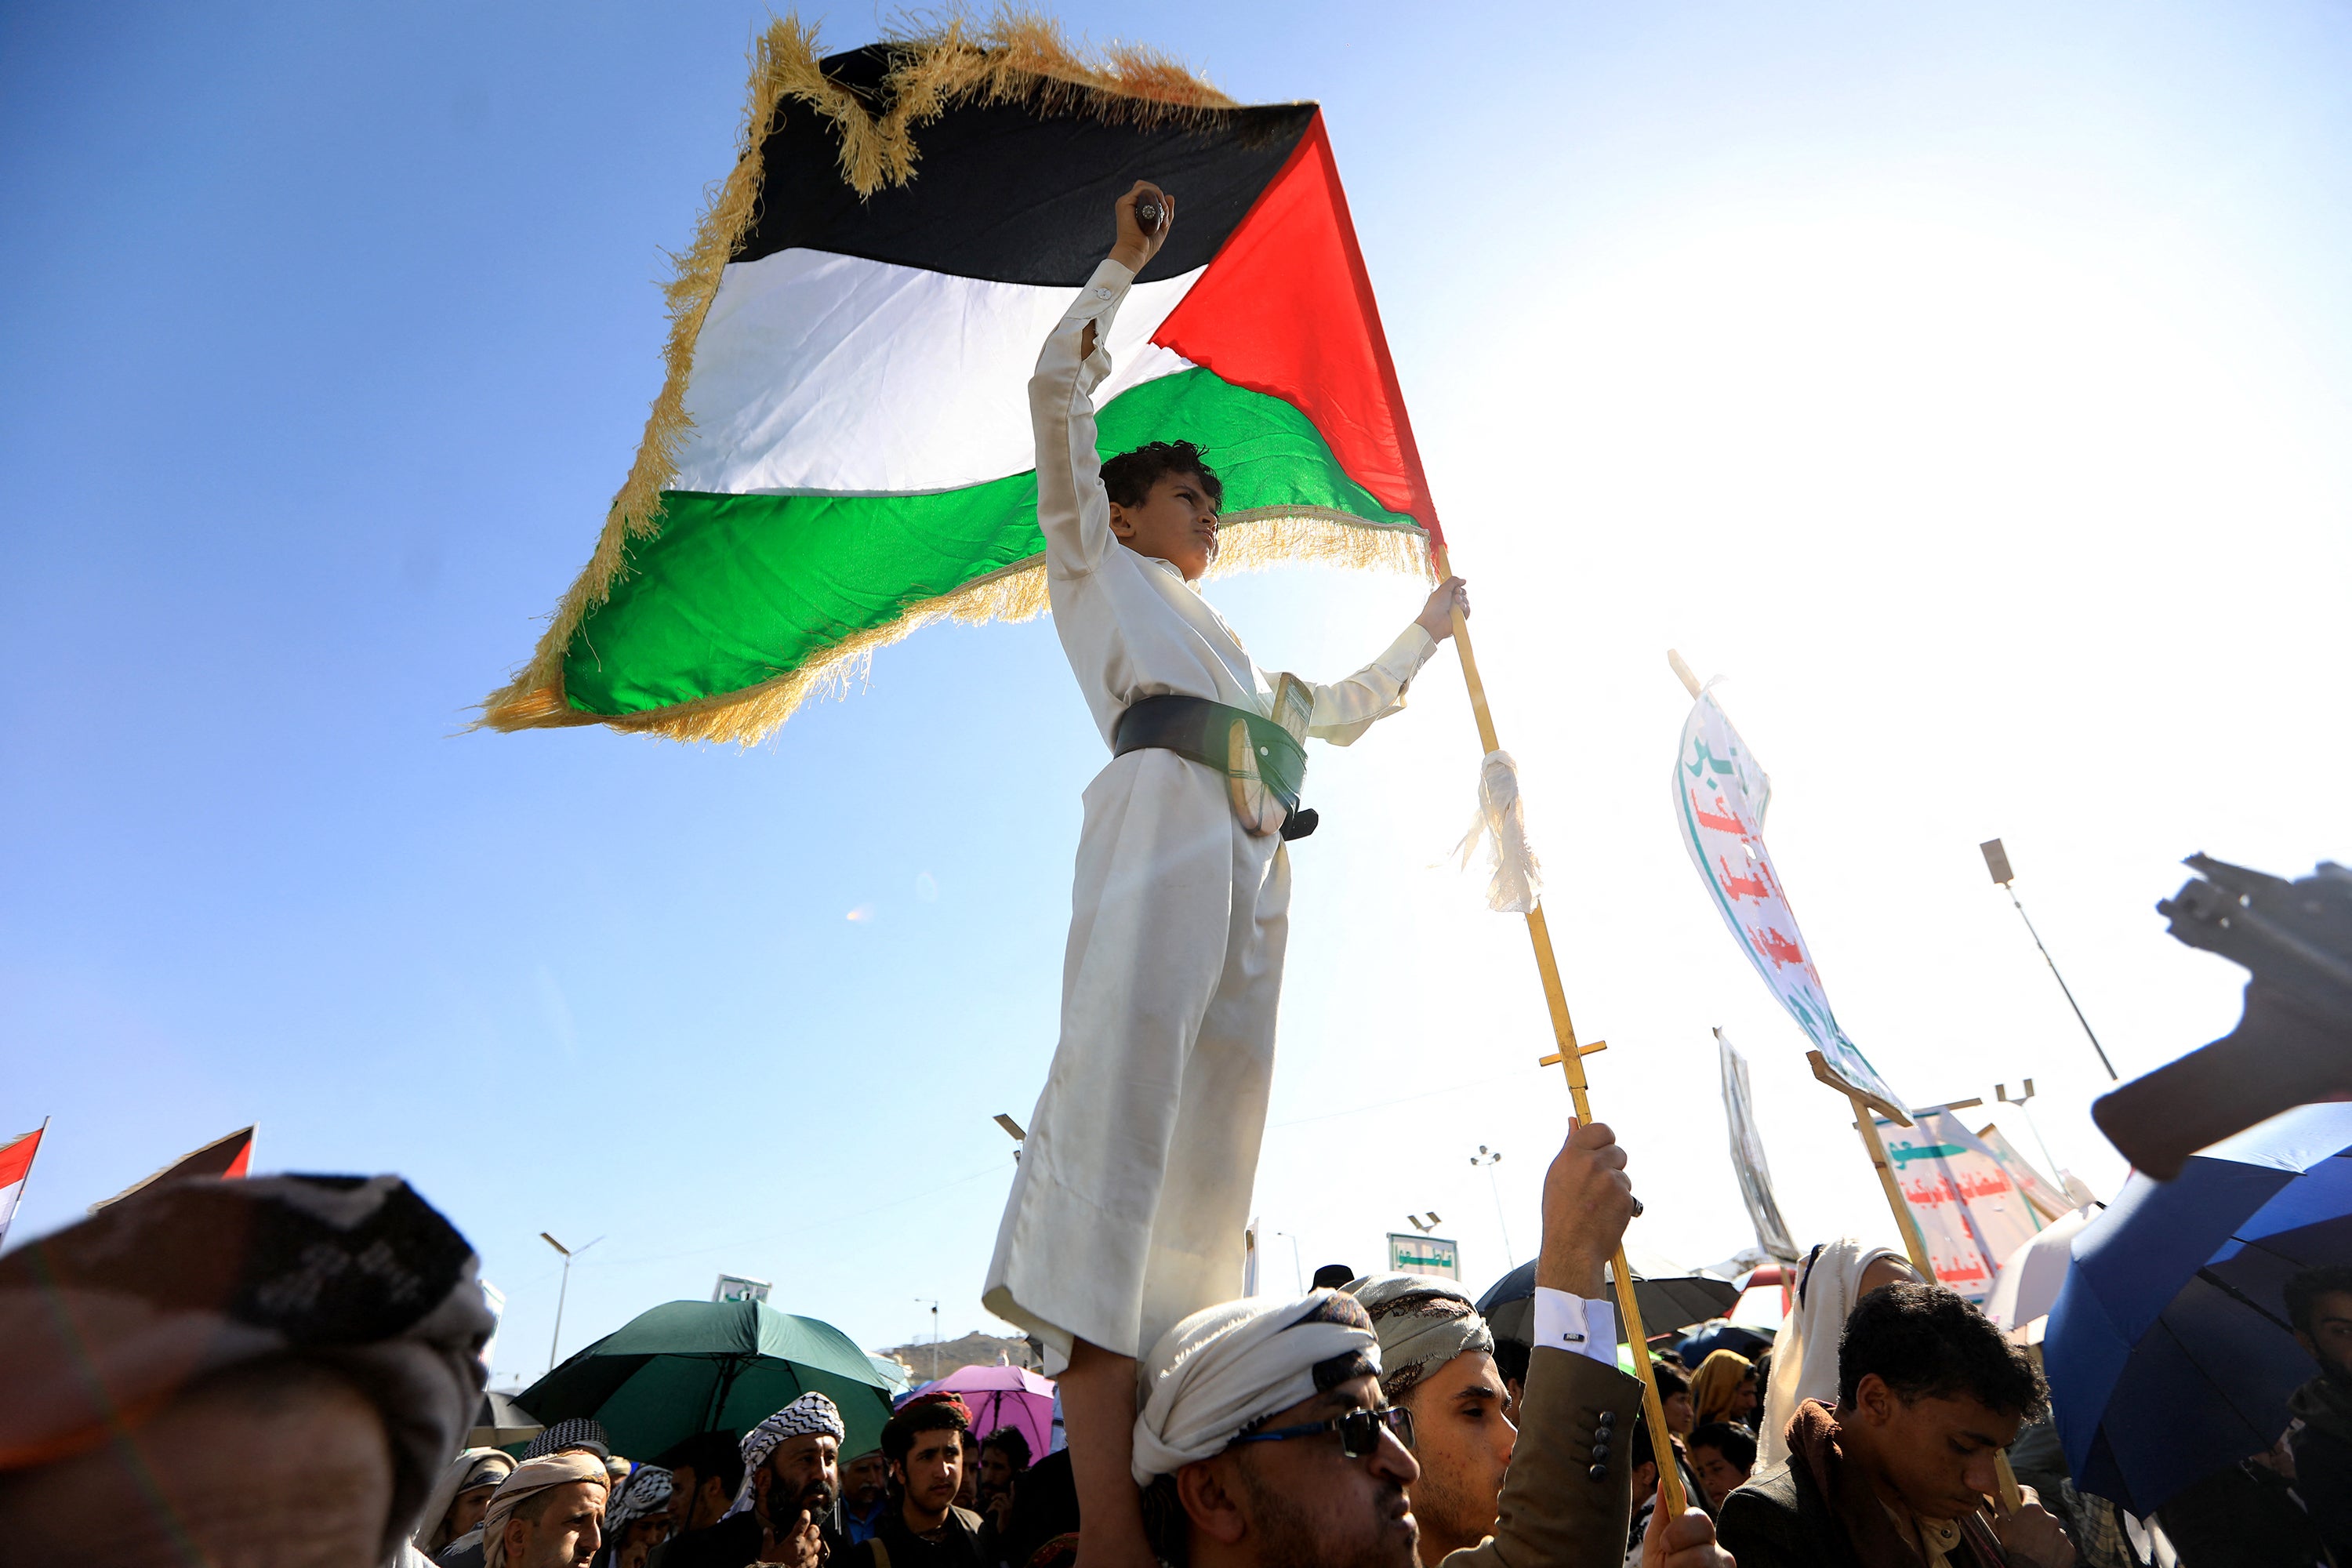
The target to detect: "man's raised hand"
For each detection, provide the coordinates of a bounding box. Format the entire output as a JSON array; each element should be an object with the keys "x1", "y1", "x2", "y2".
[
  {"x1": 1109, "y1": 180, "x2": 1174, "y2": 273},
  {"x1": 1535, "y1": 1117, "x2": 1636, "y2": 1299}
]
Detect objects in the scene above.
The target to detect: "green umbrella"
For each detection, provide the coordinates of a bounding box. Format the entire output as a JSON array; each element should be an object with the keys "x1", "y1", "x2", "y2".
[{"x1": 517, "y1": 1299, "x2": 895, "y2": 1461}]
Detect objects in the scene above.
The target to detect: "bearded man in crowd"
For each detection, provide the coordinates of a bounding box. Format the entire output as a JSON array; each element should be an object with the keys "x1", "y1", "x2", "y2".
[
  {"x1": 840, "y1": 1449, "x2": 892, "y2": 1545},
  {"x1": 667, "y1": 1392, "x2": 844, "y2": 1568}
]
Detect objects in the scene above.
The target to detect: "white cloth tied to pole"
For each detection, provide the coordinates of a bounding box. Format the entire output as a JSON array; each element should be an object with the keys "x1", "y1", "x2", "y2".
[{"x1": 1454, "y1": 750, "x2": 1541, "y2": 913}]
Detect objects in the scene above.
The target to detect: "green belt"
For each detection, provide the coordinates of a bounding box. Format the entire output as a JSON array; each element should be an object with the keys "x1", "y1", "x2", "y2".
[{"x1": 1111, "y1": 695, "x2": 1319, "y2": 840}]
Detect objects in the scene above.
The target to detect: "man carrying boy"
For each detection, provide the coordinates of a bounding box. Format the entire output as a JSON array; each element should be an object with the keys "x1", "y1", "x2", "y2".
[{"x1": 982, "y1": 181, "x2": 1468, "y2": 1567}]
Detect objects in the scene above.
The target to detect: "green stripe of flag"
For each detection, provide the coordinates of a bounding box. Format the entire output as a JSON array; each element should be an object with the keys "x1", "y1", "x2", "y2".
[{"x1": 563, "y1": 367, "x2": 1421, "y2": 717}]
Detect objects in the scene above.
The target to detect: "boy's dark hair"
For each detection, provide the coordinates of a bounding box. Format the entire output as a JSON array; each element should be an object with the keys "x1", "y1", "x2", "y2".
[
  {"x1": 1838, "y1": 1283, "x2": 2047, "y2": 1421},
  {"x1": 2285, "y1": 1265, "x2": 2352, "y2": 1338},
  {"x1": 1628, "y1": 1418, "x2": 1657, "y2": 1477},
  {"x1": 1491, "y1": 1337, "x2": 1530, "y2": 1387},
  {"x1": 1652, "y1": 1361, "x2": 1691, "y2": 1398},
  {"x1": 1687, "y1": 1421, "x2": 1758, "y2": 1471},
  {"x1": 1101, "y1": 441, "x2": 1222, "y2": 510},
  {"x1": 981, "y1": 1428, "x2": 1033, "y2": 1471},
  {"x1": 881, "y1": 1398, "x2": 971, "y2": 1469}
]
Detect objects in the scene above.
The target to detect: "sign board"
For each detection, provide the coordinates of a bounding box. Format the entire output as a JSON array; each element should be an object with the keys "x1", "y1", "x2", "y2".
[
  {"x1": 1673, "y1": 691, "x2": 1905, "y2": 1115},
  {"x1": 1716, "y1": 1029, "x2": 1801, "y2": 1262},
  {"x1": 1875, "y1": 1113, "x2": 2042, "y2": 1302},
  {"x1": 1385, "y1": 1232, "x2": 1461, "y2": 1279},
  {"x1": 713, "y1": 1273, "x2": 772, "y2": 1305}
]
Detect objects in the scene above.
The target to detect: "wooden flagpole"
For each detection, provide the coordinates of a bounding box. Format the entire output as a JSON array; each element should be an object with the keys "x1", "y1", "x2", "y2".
[
  {"x1": 1436, "y1": 548, "x2": 1688, "y2": 1516},
  {"x1": 1668, "y1": 652, "x2": 2025, "y2": 1511}
]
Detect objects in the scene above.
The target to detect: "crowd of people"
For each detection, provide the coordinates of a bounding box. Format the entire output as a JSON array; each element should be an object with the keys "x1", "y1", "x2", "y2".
[{"x1": 0, "y1": 1122, "x2": 2344, "y2": 1568}]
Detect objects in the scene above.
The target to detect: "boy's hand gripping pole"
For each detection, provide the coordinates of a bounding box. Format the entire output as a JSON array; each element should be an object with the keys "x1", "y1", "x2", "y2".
[{"x1": 1434, "y1": 546, "x2": 1690, "y2": 1518}]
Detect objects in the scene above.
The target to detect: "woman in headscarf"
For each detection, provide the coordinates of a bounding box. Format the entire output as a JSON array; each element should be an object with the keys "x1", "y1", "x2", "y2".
[
  {"x1": 1687, "y1": 1350, "x2": 1759, "y2": 1432},
  {"x1": 416, "y1": 1449, "x2": 517, "y2": 1560},
  {"x1": 1755, "y1": 1239, "x2": 1915, "y2": 1472}
]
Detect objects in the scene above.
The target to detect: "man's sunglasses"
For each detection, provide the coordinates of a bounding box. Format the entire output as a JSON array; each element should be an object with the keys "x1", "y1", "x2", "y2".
[{"x1": 1232, "y1": 1406, "x2": 1414, "y2": 1460}]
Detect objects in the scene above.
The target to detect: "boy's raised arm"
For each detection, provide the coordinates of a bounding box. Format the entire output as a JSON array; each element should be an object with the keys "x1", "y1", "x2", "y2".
[
  {"x1": 1029, "y1": 181, "x2": 1174, "y2": 579},
  {"x1": 1305, "y1": 575, "x2": 1468, "y2": 743}
]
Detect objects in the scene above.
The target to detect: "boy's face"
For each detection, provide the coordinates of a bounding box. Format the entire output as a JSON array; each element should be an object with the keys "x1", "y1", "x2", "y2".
[
  {"x1": 1109, "y1": 470, "x2": 1219, "y2": 581},
  {"x1": 1689, "y1": 1442, "x2": 1750, "y2": 1507},
  {"x1": 2299, "y1": 1288, "x2": 2352, "y2": 1379}
]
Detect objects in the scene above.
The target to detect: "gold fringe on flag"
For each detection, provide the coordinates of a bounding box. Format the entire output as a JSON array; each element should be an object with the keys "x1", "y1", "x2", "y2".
[{"x1": 479, "y1": 10, "x2": 1427, "y2": 746}]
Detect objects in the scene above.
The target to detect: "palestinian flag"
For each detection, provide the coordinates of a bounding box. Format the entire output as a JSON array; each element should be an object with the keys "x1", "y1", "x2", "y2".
[
  {"x1": 483, "y1": 17, "x2": 1441, "y2": 744},
  {"x1": 90, "y1": 1124, "x2": 254, "y2": 1212},
  {"x1": 0, "y1": 1123, "x2": 46, "y2": 1249}
]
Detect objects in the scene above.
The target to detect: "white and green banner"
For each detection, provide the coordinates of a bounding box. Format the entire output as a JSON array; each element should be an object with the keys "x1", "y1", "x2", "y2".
[
  {"x1": 1673, "y1": 691, "x2": 1904, "y2": 1112},
  {"x1": 1876, "y1": 1112, "x2": 2043, "y2": 1302}
]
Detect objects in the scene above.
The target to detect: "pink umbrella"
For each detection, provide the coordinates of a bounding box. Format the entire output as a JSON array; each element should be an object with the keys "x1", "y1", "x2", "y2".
[{"x1": 902, "y1": 1364, "x2": 1057, "y2": 1459}]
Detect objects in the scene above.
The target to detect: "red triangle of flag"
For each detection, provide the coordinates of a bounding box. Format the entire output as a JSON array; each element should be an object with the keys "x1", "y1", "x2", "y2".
[{"x1": 1153, "y1": 111, "x2": 1443, "y2": 545}]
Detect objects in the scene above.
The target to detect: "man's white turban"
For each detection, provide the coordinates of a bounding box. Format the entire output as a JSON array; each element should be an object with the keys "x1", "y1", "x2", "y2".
[
  {"x1": 1131, "y1": 1290, "x2": 1381, "y2": 1486},
  {"x1": 481, "y1": 1450, "x2": 608, "y2": 1568},
  {"x1": 1345, "y1": 1273, "x2": 1494, "y2": 1403}
]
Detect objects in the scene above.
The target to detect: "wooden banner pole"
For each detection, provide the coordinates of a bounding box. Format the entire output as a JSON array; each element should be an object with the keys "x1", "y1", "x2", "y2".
[{"x1": 1436, "y1": 549, "x2": 1688, "y2": 1516}]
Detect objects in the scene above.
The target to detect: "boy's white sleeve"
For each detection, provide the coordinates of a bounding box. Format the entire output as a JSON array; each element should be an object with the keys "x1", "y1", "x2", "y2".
[
  {"x1": 1029, "y1": 259, "x2": 1136, "y2": 580},
  {"x1": 1304, "y1": 624, "x2": 1439, "y2": 745}
]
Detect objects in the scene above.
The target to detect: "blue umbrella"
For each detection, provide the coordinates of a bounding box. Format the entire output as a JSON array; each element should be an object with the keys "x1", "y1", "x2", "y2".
[{"x1": 2045, "y1": 1103, "x2": 2352, "y2": 1515}]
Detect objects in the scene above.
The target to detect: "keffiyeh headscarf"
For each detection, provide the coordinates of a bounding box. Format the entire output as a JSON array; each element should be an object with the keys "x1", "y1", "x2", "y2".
[
  {"x1": 525, "y1": 1416, "x2": 612, "y2": 1460},
  {"x1": 722, "y1": 1391, "x2": 848, "y2": 1519},
  {"x1": 604, "y1": 1462, "x2": 674, "y2": 1539},
  {"x1": 481, "y1": 1450, "x2": 608, "y2": 1568},
  {"x1": 1757, "y1": 1239, "x2": 1905, "y2": 1472},
  {"x1": 1345, "y1": 1273, "x2": 1494, "y2": 1404},
  {"x1": 1131, "y1": 1290, "x2": 1381, "y2": 1486},
  {"x1": 0, "y1": 1173, "x2": 493, "y2": 1568}
]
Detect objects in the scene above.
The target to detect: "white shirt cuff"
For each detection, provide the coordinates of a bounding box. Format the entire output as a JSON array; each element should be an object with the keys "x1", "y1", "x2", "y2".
[{"x1": 1531, "y1": 1285, "x2": 1618, "y2": 1363}]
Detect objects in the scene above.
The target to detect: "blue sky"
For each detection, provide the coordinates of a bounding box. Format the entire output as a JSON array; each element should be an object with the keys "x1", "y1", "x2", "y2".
[{"x1": 5, "y1": 0, "x2": 2349, "y2": 1388}]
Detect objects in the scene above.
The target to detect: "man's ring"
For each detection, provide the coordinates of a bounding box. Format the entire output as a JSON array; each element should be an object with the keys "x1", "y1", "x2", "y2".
[{"x1": 1630, "y1": 1196, "x2": 1645, "y2": 1217}]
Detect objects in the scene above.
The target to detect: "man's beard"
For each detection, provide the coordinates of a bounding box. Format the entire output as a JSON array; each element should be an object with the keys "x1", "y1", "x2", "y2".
[
  {"x1": 763, "y1": 1476, "x2": 838, "y2": 1530},
  {"x1": 1234, "y1": 1457, "x2": 1417, "y2": 1568}
]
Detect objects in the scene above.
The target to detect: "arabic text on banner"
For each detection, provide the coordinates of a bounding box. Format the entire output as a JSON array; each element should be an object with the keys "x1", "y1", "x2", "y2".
[
  {"x1": 1973, "y1": 1123, "x2": 2072, "y2": 1222},
  {"x1": 1875, "y1": 1112, "x2": 2043, "y2": 1302},
  {"x1": 1671, "y1": 691, "x2": 1904, "y2": 1111}
]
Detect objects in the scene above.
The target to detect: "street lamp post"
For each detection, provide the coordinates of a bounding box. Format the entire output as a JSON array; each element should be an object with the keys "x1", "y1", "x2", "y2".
[
  {"x1": 540, "y1": 1231, "x2": 602, "y2": 1376},
  {"x1": 1471, "y1": 1147, "x2": 1512, "y2": 1268}
]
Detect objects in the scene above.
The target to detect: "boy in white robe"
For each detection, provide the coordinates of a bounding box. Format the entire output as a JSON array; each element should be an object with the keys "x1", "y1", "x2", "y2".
[{"x1": 981, "y1": 181, "x2": 1468, "y2": 1568}]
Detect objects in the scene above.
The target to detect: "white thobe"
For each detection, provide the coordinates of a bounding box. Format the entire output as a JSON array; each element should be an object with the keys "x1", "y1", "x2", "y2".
[{"x1": 982, "y1": 259, "x2": 1437, "y2": 1370}]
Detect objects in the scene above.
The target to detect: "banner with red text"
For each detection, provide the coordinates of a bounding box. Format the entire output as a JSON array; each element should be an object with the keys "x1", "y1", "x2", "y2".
[
  {"x1": 1875, "y1": 1112, "x2": 2042, "y2": 1301},
  {"x1": 1673, "y1": 691, "x2": 1904, "y2": 1112},
  {"x1": 1976, "y1": 1123, "x2": 2073, "y2": 1223}
]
